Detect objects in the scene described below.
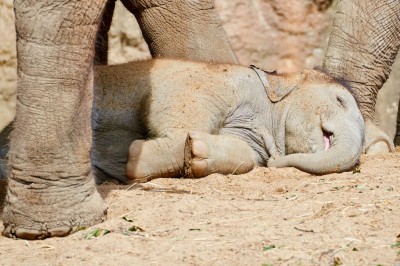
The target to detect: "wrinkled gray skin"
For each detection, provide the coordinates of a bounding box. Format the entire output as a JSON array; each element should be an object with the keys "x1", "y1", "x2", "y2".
[
  {"x1": 323, "y1": 0, "x2": 400, "y2": 153},
  {"x1": 0, "y1": 126, "x2": 9, "y2": 179},
  {"x1": 91, "y1": 59, "x2": 364, "y2": 183},
  {"x1": 4, "y1": 0, "x2": 237, "y2": 240},
  {"x1": 0, "y1": 59, "x2": 365, "y2": 182}
]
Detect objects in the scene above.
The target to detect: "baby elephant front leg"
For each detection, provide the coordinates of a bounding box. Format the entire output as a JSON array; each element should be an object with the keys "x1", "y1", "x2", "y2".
[
  {"x1": 126, "y1": 137, "x2": 185, "y2": 182},
  {"x1": 184, "y1": 131, "x2": 259, "y2": 178}
]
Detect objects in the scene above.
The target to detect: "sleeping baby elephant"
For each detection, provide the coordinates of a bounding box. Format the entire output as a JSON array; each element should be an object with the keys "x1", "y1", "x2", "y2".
[{"x1": 92, "y1": 59, "x2": 365, "y2": 183}]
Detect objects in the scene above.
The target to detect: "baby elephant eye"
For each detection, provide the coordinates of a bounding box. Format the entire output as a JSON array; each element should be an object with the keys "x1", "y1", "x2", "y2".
[{"x1": 336, "y1": 95, "x2": 347, "y2": 109}]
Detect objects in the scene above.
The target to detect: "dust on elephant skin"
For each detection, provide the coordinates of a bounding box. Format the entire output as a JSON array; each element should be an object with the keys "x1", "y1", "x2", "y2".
[
  {"x1": 92, "y1": 59, "x2": 364, "y2": 183},
  {"x1": 0, "y1": 59, "x2": 365, "y2": 182}
]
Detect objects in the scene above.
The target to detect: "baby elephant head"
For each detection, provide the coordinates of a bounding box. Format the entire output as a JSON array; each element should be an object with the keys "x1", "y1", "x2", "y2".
[{"x1": 267, "y1": 69, "x2": 364, "y2": 174}]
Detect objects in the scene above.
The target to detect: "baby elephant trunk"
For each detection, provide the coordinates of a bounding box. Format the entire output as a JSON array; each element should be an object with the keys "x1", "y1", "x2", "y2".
[{"x1": 268, "y1": 118, "x2": 364, "y2": 175}]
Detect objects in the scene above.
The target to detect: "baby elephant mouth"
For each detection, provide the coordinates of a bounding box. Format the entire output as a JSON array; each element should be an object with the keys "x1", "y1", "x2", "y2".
[{"x1": 323, "y1": 130, "x2": 333, "y2": 151}]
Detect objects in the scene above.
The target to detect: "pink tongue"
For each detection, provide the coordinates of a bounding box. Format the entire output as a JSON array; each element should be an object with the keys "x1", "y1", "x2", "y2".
[{"x1": 324, "y1": 135, "x2": 330, "y2": 151}]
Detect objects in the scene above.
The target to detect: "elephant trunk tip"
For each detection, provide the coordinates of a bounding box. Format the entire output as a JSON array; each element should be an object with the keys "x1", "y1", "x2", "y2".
[{"x1": 323, "y1": 130, "x2": 333, "y2": 151}]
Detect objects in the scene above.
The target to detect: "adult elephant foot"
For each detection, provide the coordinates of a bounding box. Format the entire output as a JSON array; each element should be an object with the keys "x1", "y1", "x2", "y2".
[
  {"x1": 364, "y1": 120, "x2": 394, "y2": 154},
  {"x1": 4, "y1": 0, "x2": 108, "y2": 239},
  {"x1": 2, "y1": 171, "x2": 106, "y2": 240}
]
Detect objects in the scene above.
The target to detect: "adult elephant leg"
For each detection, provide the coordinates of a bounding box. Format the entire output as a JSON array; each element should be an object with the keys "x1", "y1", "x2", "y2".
[
  {"x1": 323, "y1": 0, "x2": 400, "y2": 153},
  {"x1": 3, "y1": 0, "x2": 107, "y2": 239},
  {"x1": 94, "y1": 0, "x2": 116, "y2": 65},
  {"x1": 121, "y1": 0, "x2": 238, "y2": 64},
  {"x1": 0, "y1": 123, "x2": 11, "y2": 179},
  {"x1": 395, "y1": 100, "x2": 400, "y2": 146}
]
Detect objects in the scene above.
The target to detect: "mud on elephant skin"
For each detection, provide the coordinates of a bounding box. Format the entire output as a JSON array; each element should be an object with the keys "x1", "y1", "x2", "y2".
[
  {"x1": 5, "y1": 0, "x2": 237, "y2": 240},
  {"x1": 323, "y1": 0, "x2": 400, "y2": 154},
  {"x1": 91, "y1": 59, "x2": 364, "y2": 183}
]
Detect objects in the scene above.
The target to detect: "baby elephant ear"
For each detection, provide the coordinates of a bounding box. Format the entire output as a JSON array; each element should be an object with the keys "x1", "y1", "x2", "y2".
[{"x1": 251, "y1": 66, "x2": 303, "y2": 102}]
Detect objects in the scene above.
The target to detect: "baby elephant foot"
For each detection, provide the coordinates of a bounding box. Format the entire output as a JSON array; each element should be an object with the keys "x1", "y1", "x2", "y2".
[
  {"x1": 126, "y1": 140, "x2": 151, "y2": 182},
  {"x1": 126, "y1": 138, "x2": 184, "y2": 182},
  {"x1": 184, "y1": 131, "x2": 257, "y2": 178},
  {"x1": 364, "y1": 120, "x2": 394, "y2": 154},
  {"x1": 184, "y1": 132, "x2": 212, "y2": 178}
]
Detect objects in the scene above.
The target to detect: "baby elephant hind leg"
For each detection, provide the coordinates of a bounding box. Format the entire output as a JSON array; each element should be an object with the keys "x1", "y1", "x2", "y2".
[
  {"x1": 126, "y1": 137, "x2": 186, "y2": 182},
  {"x1": 184, "y1": 131, "x2": 259, "y2": 178}
]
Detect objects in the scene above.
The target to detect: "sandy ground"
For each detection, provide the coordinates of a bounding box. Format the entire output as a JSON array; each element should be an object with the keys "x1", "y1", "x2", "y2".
[{"x1": 0, "y1": 152, "x2": 399, "y2": 265}]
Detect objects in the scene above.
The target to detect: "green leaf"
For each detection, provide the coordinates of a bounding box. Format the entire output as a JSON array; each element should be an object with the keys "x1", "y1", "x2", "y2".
[
  {"x1": 356, "y1": 184, "x2": 367, "y2": 191},
  {"x1": 352, "y1": 165, "x2": 361, "y2": 174},
  {"x1": 391, "y1": 241, "x2": 400, "y2": 248},
  {"x1": 84, "y1": 228, "x2": 110, "y2": 240},
  {"x1": 74, "y1": 226, "x2": 87, "y2": 232},
  {"x1": 128, "y1": 225, "x2": 144, "y2": 232},
  {"x1": 122, "y1": 216, "x2": 135, "y2": 222},
  {"x1": 333, "y1": 257, "x2": 342, "y2": 266},
  {"x1": 263, "y1": 245, "x2": 275, "y2": 251}
]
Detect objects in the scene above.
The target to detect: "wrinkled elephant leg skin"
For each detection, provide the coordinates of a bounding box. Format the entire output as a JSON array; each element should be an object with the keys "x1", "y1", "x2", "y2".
[
  {"x1": 121, "y1": 0, "x2": 237, "y2": 64},
  {"x1": 184, "y1": 131, "x2": 258, "y2": 178},
  {"x1": 323, "y1": 0, "x2": 400, "y2": 153},
  {"x1": 94, "y1": 0, "x2": 116, "y2": 65},
  {"x1": 0, "y1": 123, "x2": 11, "y2": 179},
  {"x1": 126, "y1": 138, "x2": 185, "y2": 182},
  {"x1": 364, "y1": 120, "x2": 394, "y2": 154},
  {"x1": 3, "y1": 176, "x2": 106, "y2": 240},
  {"x1": 3, "y1": 1, "x2": 107, "y2": 239},
  {"x1": 394, "y1": 101, "x2": 400, "y2": 147}
]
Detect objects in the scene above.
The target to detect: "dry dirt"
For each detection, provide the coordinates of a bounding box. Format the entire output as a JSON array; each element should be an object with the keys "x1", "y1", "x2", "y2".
[
  {"x1": 0, "y1": 152, "x2": 398, "y2": 265},
  {"x1": 0, "y1": 1, "x2": 399, "y2": 264}
]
